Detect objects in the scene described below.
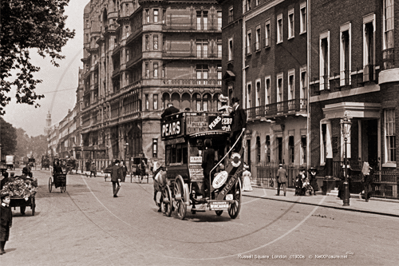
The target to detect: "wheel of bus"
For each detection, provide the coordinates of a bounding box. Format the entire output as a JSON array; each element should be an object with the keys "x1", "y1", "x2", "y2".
[
  {"x1": 215, "y1": 210, "x2": 223, "y2": 216},
  {"x1": 48, "y1": 177, "x2": 52, "y2": 193},
  {"x1": 20, "y1": 206, "x2": 26, "y2": 215},
  {"x1": 31, "y1": 198, "x2": 35, "y2": 216},
  {"x1": 228, "y1": 178, "x2": 242, "y2": 219},
  {"x1": 164, "y1": 185, "x2": 173, "y2": 217},
  {"x1": 174, "y1": 178, "x2": 187, "y2": 220}
]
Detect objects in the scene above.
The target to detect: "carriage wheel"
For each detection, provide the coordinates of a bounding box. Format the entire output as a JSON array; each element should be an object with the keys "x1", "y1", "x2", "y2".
[
  {"x1": 228, "y1": 179, "x2": 242, "y2": 219},
  {"x1": 174, "y1": 177, "x2": 187, "y2": 220},
  {"x1": 48, "y1": 177, "x2": 52, "y2": 193},
  {"x1": 20, "y1": 206, "x2": 26, "y2": 215},
  {"x1": 164, "y1": 185, "x2": 173, "y2": 217},
  {"x1": 31, "y1": 198, "x2": 35, "y2": 216},
  {"x1": 215, "y1": 210, "x2": 223, "y2": 216}
]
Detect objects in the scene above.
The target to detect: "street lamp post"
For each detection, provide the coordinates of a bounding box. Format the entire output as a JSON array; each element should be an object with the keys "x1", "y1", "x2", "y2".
[
  {"x1": 341, "y1": 113, "x2": 352, "y2": 206},
  {"x1": 124, "y1": 143, "x2": 129, "y2": 161}
]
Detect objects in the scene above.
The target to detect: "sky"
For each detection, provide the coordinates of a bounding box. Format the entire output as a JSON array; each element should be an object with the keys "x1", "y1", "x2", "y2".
[{"x1": 3, "y1": 0, "x2": 90, "y2": 137}]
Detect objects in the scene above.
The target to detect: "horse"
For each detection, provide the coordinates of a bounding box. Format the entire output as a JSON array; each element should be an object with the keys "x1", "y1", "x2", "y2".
[{"x1": 153, "y1": 167, "x2": 166, "y2": 212}]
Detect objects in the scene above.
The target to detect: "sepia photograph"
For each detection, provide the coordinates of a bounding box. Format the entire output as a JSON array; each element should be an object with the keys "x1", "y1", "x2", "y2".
[{"x1": 1, "y1": 0, "x2": 398, "y2": 265}]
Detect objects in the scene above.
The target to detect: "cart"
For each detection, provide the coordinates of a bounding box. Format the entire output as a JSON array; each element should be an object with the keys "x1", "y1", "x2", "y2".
[
  {"x1": 160, "y1": 111, "x2": 244, "y2": 220},
  {"x1": 48, "y1": 173, "x2": 67, "y2": 193},
  {"x1": 10, "y1": 196, "x2": 36, "y2": 216},
  {"x1": 41, "y1": 155, "x2": 50, "y2": 170}
]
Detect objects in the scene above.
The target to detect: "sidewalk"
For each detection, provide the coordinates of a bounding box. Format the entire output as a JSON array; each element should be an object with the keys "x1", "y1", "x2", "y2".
[{"x1": 244, "y1": 186, "x2": 399, "y2": 218}]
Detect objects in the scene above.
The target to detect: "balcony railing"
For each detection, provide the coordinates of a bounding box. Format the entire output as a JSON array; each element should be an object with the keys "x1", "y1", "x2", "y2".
[
  {"x1": 163, "y1": 49, "x2": 194, "y2": 57},
  {"x1": 310, "y1": 66, "x2": 379, "y2": 96},
  {"x1": 163, "y1": 22, "x2": 221, "y2": 31},
  {"x1": 162, "y1": 79, "x2": 220, "y2": 86},
  {"x1": 246, "y1": 98, "x2": 307, "y2": 120}
]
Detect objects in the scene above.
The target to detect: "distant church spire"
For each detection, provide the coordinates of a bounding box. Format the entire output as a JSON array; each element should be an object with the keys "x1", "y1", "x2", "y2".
[{"x1": 45, "y1": 111, "x2": 52, "y2": 135}]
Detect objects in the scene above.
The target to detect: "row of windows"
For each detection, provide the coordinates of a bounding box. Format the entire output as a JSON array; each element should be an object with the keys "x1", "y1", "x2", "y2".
[
  {"x1": 144, "y1": 8, "x2": 222, "y2": 30},
  {"x1": 245, "y1": 3, "x2": 307, "y2": 54},
  {"x1": 245, "y1": 68, "x2": 307, "y2": 109}
]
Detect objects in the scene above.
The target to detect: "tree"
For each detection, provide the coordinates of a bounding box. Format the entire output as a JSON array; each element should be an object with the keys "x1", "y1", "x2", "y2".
[
  {"x1": 0, "y1": 117, "x2": 17, "y2": 156},
  {"x1": 0, "y1": 0, "x2": 75, "y2": 115},
  {"x1": 15, "y1": 128, "x2": 30, "y2": 159}
]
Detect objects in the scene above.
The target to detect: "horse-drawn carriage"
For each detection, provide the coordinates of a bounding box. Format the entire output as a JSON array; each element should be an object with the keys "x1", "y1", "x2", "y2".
[
  {"x1": 131, "y1": 157, "x2": 149, "y2": 183},
  {"x1": 48, "y1": 172, "x2": 67, "y2": 193},
  {"x1": 41, "y1": 155, "x2": 50, "y2": 170},
  {"x1": 158, "y1": 111, "x2": 243, "y2": 220}
]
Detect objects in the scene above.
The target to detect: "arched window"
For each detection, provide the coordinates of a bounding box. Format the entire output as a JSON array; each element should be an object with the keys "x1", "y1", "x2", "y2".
[
  {"x1": 171, "y1": 93, "x2": 180, "y2": 109},
  {"x1": 162, "y1": 93, "x2": 170, "y2": 109},
  {"x1": 203, "y1": 94, "x2": 210, "y2": 111},
  {"x1": 181, "y1": 93, "x2": 191, "y2": 111},
  {"x1": 194, "y1": 93, "x2": 201, "y2": 111}
]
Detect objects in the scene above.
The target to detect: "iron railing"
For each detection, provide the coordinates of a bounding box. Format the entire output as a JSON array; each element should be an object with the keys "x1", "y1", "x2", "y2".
[
  {"x1": 162, "y1": 79, "x2": 220, "y2": 86},
  {"x1": 256, "y1": 163, "x2": 302, "y2": 188},
  {"x1": 310, "y1": 66, "x2": 379, "y2": 96},
  {"x1": 246, "y1": 98, "x2": 307, "y2": 120}
]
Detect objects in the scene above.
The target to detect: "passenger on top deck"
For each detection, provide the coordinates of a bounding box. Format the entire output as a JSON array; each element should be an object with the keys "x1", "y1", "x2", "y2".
[{"x1": 161, "y1": 103, "x2": 180, "y2": 119}]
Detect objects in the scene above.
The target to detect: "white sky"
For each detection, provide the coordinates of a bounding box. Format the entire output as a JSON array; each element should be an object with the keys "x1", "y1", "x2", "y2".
[{"x1": 3, "y1": 0, "x2": 89, "y2": 137}]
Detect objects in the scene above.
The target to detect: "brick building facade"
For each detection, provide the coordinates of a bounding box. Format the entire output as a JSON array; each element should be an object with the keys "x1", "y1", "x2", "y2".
[
  {"x1": 309, "y1": 0, "x2": 399, "y2": 198},
  {"x1": 220, "y1": 0, "x2": 308, "y2": 186}
]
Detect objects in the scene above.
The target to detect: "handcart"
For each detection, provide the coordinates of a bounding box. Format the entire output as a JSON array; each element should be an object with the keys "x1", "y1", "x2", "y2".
[
  {"x1": 160, "y1": 111, "x2": 243, "y2": 220},
  {"x1": 48, "y1": 173, "x2": 67, "y2": 193},
  {"x1": 10, "y1": 196, "x2": 36, "y2": 216}
]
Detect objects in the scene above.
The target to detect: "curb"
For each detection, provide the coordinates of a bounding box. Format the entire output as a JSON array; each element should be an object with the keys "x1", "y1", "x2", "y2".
[
  {"x1": 252, "y1": 185, "x2": 399, "y2": 203},
  {"x1": 248, "y1": 186, "x2": 399, "y2": 218}
]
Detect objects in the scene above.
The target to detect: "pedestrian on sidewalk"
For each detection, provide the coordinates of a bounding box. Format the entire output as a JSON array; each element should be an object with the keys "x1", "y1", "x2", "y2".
[
  {"x1": 295, "y1": 168, "x2": 305, "y2": 196},
  {"x1": 110, "y1": 160, "x2": 123, "y2": 197},
  {"x1": 276, "y1": 164, "x2": 287, "y2": 196},
  {"x1": 361, "y1": 162, "x2": 374, "y2": 202},
  {"x1": 308, "y1": 167, "x2": 319, "y2": 196},
  {"x1": 90, "y1": 162, "x2": 97, "y2": 178},
  {"x1": 242, "y1": 164, "x2": 253, "y2": 192},
  {"x1": 120, "y1": 160, "x2": 127, "y2": 182},
  {"x1": 0, "y1": 193, "x2": 12, "y2": 255}
]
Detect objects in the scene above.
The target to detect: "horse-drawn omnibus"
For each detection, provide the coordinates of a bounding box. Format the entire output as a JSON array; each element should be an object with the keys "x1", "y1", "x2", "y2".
[{"x1": 160, "y1": 111, "x2": 244, "y2": 220}]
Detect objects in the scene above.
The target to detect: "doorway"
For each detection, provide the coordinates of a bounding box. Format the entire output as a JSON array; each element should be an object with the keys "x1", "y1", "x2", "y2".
[{"x1": 366, "y1": 119, "x2": 378, "y2": 167}]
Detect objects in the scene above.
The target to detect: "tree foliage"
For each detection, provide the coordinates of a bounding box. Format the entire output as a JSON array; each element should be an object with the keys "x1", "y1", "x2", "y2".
[
  {"x1": 14, "y1": 128, "x2": 48, "y2": 161},
  {"x1": 0, "y1": 117, "x2": 17, "y2": 156},
  {"x1": 0, "y1": 0, "x2": 75, "y2": 115}
]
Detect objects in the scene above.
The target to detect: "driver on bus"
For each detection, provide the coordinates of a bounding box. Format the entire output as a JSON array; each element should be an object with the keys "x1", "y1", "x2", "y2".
[{"x1": 202, "y1": 139, "x2": 215, "y2": 199}]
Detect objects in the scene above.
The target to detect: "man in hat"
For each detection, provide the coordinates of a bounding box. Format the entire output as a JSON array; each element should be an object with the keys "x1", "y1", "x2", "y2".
[
  {"x1": 90, "y1": 162, "x2": 97, "y2": 178},
  {"x1": 110, "y1": 160, "x2": 123, "y2": 197},
  {"x1": 276, "y1": 164, "x2": 288, "y2": 196},
  {"x1": 161, "y1": 102, "x2": 180, "y2": 119},
  {"x1": 0, "y1": 192, "x2": 12, "y2": 255},
  {"x1": 230, "y1": 97, "x2": 247, "y2": 152}
]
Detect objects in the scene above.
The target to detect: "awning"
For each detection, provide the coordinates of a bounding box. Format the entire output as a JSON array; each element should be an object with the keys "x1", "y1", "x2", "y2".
[{"x1": 223, "y1": 70, "x2": 236, "y2": 80}]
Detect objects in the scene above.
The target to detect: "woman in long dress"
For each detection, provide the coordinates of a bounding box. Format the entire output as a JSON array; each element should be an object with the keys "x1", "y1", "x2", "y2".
[{"x1": 242, "y1": 164, "x2": 253, "y2": 191}]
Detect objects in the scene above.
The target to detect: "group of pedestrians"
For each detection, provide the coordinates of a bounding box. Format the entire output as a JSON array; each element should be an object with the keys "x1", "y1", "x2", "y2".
[{"x1": 275, "y1": 164, "x2": 319, "y2": 196}]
